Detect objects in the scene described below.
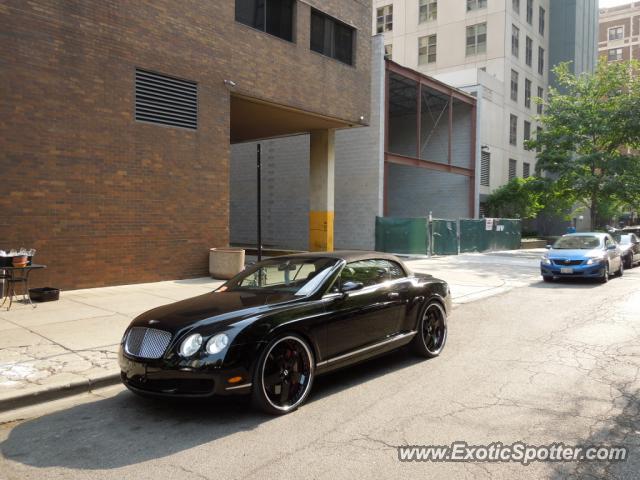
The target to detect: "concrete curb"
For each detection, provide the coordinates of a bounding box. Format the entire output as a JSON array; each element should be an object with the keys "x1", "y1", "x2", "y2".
[{"x1": 0, "y1": 372, "x2": 121, "y2": 413}]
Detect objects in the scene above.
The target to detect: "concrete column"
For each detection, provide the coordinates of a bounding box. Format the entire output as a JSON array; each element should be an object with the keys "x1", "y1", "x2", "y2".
[{"x1": 309, "y1": 129, "x2": 335, "y2": 251}]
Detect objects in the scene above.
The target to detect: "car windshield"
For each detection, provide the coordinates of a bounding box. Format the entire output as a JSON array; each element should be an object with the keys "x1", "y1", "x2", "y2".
[
  {"x1": 224, "y1": 258, "x2": 339, "y2": 295},
  {"x1": 553, "y1": 235, "x2": 602, "y2": 250}
]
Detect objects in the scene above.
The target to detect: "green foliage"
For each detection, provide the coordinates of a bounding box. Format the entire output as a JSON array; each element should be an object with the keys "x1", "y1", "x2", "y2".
[
  {"x1": 526, "y1": 60, "x2": 640, "y2": 228},
  {"x1": 485, "y1": 176, "x2": 573, "y2": 219}
]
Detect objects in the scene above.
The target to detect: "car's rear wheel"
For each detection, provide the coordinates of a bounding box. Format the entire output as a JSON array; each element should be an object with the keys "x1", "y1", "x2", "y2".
[
  {"x1": 625, "y1": 253, "x2": 633, "y2": 269},
  {"x1": 252, "y1": 334, "x2": 314, "y2": 415},
  {"x1": 599, "y1": 262, "x2": 610, "y2": 283},
  {"x1": 411, "y1": 301, "x2": 447, "y2": 358}
]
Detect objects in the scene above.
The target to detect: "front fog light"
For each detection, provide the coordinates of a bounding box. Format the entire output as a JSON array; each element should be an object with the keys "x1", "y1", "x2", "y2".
[
  {"x1": 179, "y1": 333, "x2": 203, "y2": 357},
  {"x1": 206, "y1": 333, "x2": 229, "y2": 354}
]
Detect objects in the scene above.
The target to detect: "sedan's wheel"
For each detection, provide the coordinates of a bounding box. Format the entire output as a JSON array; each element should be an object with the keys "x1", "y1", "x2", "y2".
[
  {"x1": 625, "y1": 254, "x2": 633, "y2": 269},
  {"x1": 615, "y1": 260, "x2": 624, "y2": 277},
  {"x1": 542, "y1": 276, "x2": 554, "y2": 282},
  {"x1": 411, "y1": 301, "x2": 447, "y2": 358},
  {"x1": 599, "y1": 262, "x2": 610, "y2": 283},
  {"x1": 252, "y1": 334, "x2": 314, "y2": 415}
]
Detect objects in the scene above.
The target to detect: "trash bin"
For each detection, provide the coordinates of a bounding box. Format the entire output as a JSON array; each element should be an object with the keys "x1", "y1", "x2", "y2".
[{"x1": 209, "y1": 248, "x2": 245, "y2": 280}]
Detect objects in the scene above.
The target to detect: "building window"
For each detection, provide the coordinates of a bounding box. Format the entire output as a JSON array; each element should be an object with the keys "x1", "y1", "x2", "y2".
[
  {"x1": 512, "y1": 0, "x2": 520, "y2": 15},
  {"x1": 523, "y1": 162, "x2": 530, "y2": 178},
  {"x1": 538, "y1": 46, "x2": 544, "y2": 75},
  {"x1": 525, "y1": 36, "x2": 533, "y2": 67},
  {"x1": 539, "y1": 6, "x2": 545, "y2": 36},
  {"x1": 608, "y1": 26, "x2": 624, "y2": 40},
  {"x1": 235, "y1": 0, "x2": 294, "y2": 42},
  {"x1": 524, "y1": 120, "x2": 531, "y2": 141},
  {"x1": 384, "y1": 44, "x2": 393, "y2": 60},
  {"x1": 418, "y1": 34, "x2": 437, "y2": 65},
  {"x1": 526, "y1": 0, "x2": 533, "y2": 24},
  {"x1": 508, "y1": 158, "x2": 517, "y2": 180},
  {"x1": 509, "y1": 114, "x2": 518, "y2": 146},
  {"x1": 376, "y1": 5, "x2": 393, "y2": 33},
  {"x1": 466, "y1": 23, "x2": 487, "y2": 56},
  {"x1": 510, "y1": 70, "x2": 519, "y2": 102},
  {"x1": 608, "y1": 48, "x2": 623, "y2": 62},
  {"x1": 537, "y1": 86, "x2": 544, "y2": 114},
  {"x1": 135, "y1": 68, "x2": 198, "y2": 130},
  {"x1": 467, "y1": 0, "x2": 487, "y2": 12},
  {"x1": 524, "y1": 78, "x2": 532, "y2": 108},
  {"x1": 310, "y1": 9, "x2": 355, "y2": 65},
  {"x1": 419, "y1": 0, "x2": 438, "y2": 22},
  {"x1": 480, "y1": 151, "x2": 490, "y2": 186},
  {"x1": 512, "y1": 24, "x2": 520, "y2": 57}
]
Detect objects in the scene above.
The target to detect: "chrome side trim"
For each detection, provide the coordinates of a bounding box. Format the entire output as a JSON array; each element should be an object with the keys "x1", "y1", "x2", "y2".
[
  {"x1": 316, "y1": 331, "x2": 417, "y2": 367},
  {"x1": 225, "y1": 383, "x2": 252, "y2": 391}
]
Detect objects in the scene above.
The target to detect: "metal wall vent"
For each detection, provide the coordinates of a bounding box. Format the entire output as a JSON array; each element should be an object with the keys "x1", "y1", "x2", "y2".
[{"x1": 135, "y1": 68, "x2": 197, "y2": 130}]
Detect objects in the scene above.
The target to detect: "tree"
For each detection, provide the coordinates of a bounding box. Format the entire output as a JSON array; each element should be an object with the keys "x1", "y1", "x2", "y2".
[
  {"x1": 485, "y1": 176, "x2": 574, "y2": 219},
  {"x1": 526, "y1": 61, "x2": 640, "y2": 229}
]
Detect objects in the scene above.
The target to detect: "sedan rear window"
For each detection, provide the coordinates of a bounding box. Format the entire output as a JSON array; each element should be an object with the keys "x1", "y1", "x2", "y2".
[{"x1": 553, "y1": 235, "x2": 602, "y2": 249}]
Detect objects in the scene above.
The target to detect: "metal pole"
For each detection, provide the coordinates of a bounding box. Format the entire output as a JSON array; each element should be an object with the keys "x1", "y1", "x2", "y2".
[{"x1": 257, "y1": 144, "x2": 262, "y2": 262}]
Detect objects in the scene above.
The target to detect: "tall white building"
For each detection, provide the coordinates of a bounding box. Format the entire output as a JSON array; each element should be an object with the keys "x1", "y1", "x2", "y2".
[{"x1": 374, "y1": 0, "x2": 550, "y2": 212}]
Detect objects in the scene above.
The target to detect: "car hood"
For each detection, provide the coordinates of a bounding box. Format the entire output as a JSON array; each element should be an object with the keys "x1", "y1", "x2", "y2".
[
  {"x1": 547, "y1": 248, "x2": 604, "y2": 259},
  {"x1": 130, "y1": 290, "x2": 300, "y2": 334}
]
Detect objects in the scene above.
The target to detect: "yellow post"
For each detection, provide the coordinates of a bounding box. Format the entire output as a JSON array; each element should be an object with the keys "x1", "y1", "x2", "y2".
[{"x1": 309, "y1": 129, "x2": 335, "y2": 251}]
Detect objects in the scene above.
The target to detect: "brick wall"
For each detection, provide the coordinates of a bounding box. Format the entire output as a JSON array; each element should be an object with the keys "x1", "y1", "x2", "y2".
[{"x1": 0, "y1": 0, "x2": 371, "y2": 289}]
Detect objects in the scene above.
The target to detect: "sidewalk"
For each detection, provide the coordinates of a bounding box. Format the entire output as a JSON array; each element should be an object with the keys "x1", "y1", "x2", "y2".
[
  {"x1": 0, "y1": 249, "x2": 543, "y2": 412},
  {"x1": 0, "y1": 278, "x2": 222, "y2": 411}
]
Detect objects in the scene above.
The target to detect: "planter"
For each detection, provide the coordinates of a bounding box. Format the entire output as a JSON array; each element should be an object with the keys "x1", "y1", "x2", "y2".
[
  {"x1": 29, "y1": 287, "x2": 60, "y2": 302},
  {"x1": 209, "y1": 248, "x2": 245, "y2": 280}
]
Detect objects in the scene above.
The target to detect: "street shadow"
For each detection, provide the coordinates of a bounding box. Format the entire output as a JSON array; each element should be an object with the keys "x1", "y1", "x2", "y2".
[
  {"x1": 0, "y1": 349, "x2": 419, "y2": 470},
  {"x1": 549, "y1": 386, "x2": 640, "y2": 479},
  {"x1": 528, "y1": 278, "x2": 605, "y2": 289}
]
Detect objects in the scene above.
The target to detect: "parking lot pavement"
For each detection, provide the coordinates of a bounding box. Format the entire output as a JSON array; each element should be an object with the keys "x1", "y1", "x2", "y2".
[
  {"x1": 0, "y1": 278, "x2": 223, "y2": 411},
  {"x1": 1, "y1": 260, "x2": 638, "y2": 479}
]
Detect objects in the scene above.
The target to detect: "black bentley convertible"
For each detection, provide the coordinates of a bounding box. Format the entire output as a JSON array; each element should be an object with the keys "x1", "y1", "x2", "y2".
[{"x1": 119, "y1": 251, "x2": 451, "y2": 414}]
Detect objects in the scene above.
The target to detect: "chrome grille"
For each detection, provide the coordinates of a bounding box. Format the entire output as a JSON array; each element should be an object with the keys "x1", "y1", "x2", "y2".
[{"x1": 125, "y1": 327, "x2": 172, "y2": 359}]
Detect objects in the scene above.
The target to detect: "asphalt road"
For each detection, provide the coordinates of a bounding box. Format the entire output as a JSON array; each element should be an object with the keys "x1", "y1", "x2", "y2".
[{"x1": 1, "y1": 266, "x2": 639, "y2": 479}]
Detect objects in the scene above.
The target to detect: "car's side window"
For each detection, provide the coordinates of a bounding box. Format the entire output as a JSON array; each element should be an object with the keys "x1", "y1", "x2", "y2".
[{"x1": 334, "y1": 259, "x2": 405, "y2": 291}]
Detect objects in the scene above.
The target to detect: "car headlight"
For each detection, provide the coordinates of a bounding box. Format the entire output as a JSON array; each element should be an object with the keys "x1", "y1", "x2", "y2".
[
  {"x1": 541, "y1": 256, "x2": 552, "y2": 265},
  {"x1": 206, "y1": 333, "x2": 229, "y2": 355},
  {"x1": 179, "y1": 333, "x2": 203, "y2": 357},
  {"x1": 586, "y1": 257, "x2": 603, "y2": 265}
]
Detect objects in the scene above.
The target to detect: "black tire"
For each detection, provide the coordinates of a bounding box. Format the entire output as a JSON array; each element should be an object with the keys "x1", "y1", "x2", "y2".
[
  {"x1": 251, "y1": 334, "x2": 314, "y2": 415},
  {"x1": 542, "y1": 276, "x2": 554, "y2": 282},
  {"x1": 411, "y1": 301, "x2": 447, "y2": 358},
  {"x1": 599, "y1": 262, "x2": 610, "y2": 283},
  {"x1": 615, "y1": 260, "x2": 624, "y2": 277},
  {"x1": 625, "y1": 254, "x2": 633, "y2": 269}
]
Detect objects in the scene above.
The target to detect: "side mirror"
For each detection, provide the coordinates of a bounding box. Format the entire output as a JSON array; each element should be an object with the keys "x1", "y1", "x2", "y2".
[
  {"x1": 545, "y1": 245, "x2": 552, "y2": 249},
  {"x1": 607, "y1": 244, "x2": 617, "y2": 250},
  {"x1": 341, "y1": 281, "x2": 364, "y2": 294}
]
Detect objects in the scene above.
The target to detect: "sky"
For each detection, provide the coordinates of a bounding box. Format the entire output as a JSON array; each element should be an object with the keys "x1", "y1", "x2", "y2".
[{"x1": 599, "y1": 0, "x2": 633, "y2": 7}]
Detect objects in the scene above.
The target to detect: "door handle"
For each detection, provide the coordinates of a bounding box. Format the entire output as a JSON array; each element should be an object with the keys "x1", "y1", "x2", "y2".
[{"x1": 387, "y1": 292, "x2": 400, "y2": 299}]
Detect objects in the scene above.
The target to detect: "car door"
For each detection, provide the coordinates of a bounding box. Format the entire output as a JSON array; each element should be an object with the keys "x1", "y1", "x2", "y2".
[
  {"x1": 323, "y1": 259, "x2": 407, "y2": 359},
  {"x1": 605, "y1": 235, "x2": 620, "y2": 270},
  {"x1": 632, "y1": 235, "x2": 640, "y2": 263}
]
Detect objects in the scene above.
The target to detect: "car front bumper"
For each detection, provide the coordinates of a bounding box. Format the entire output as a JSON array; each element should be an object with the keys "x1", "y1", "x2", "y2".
[
  {"x1": 118, "y1": 348, "x2": 254, "y2": 398},
  {"x1": 540, "y1": 262, "x2": 605, "y2": 278}
]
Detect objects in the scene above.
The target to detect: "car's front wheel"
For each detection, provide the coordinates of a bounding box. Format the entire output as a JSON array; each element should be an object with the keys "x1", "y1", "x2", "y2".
[
  {"x1": 252, "y1": 334, "x2": 315, "y2": 415},
  {"x1": 599, "y1": 262, "x2": 610, "y2": 283},
  {"x1": 615, "y1": 259, "x2": 624, "y2": 277},
  {"x1": 411, "y1": 301, "x2": 447, "y2": 358}
]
